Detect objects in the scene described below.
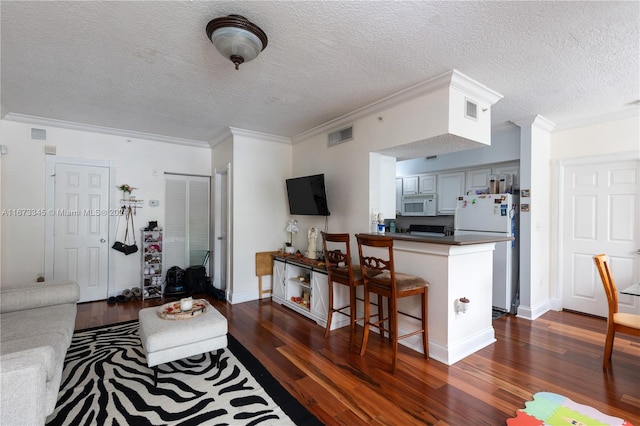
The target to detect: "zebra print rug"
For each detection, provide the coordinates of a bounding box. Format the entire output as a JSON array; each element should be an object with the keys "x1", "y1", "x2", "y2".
[{"x1": 46, "y1": 320, "x2": 320, "y2": 425}]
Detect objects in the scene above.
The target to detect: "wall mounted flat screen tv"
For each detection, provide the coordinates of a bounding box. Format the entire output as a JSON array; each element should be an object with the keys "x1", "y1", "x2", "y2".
[{"x1": 286, "y1": 174, "x2": 331, "y2": 216}]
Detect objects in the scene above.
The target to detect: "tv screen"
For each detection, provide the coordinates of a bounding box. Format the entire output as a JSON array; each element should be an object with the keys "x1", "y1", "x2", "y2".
[{"x1": 286, "y1": 174, "x2": 331, "y2": 216}]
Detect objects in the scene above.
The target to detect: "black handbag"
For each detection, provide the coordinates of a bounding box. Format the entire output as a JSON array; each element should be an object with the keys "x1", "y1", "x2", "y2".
[
  {"x1": 112, "y1": 206, "x2": 138, "y2": 255},
  {"x1": 112, "y1": 240, "x2": 138, "y2": 255}
]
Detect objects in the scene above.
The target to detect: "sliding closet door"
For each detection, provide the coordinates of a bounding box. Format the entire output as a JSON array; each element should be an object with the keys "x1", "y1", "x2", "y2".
[{"x1": 164, "y1": 174, "x2": 210, "y2": 273}]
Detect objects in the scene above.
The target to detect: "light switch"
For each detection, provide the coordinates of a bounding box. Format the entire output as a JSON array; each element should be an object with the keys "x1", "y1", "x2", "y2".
[{"x1": 149, "y1": 200, "x2": 159, "y2": 207}]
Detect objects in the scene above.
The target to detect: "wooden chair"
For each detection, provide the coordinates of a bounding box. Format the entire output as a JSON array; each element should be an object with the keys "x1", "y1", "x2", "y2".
[
  {"x1": 593, "y1": 253, "x2": 640, "y2": 369},
  {"x1": 321, "y1": 232, "x2": 367, "y2": 350},
  {"x1": 355, "y1": 233, "x2": 429, "y2": 372},
  {"x1": 255, "y1": 251, "x2": 280, "y2": 299}
]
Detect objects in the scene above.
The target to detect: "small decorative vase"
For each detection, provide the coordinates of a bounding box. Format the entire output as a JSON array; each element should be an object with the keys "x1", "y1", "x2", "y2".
[{"x1": 123, "y1": 191, "x2": 131, "y2": 201}]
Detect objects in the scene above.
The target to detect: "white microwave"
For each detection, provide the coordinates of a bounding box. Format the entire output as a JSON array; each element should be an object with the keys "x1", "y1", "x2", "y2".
[{"x1": 401, "y1": 194, "x2": 437, "y2": 216}]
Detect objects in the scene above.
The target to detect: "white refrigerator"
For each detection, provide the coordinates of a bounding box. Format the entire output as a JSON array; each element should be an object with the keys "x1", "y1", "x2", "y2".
[{"x1": 454, "y1": 194, "x2": 518, "y2": 312}]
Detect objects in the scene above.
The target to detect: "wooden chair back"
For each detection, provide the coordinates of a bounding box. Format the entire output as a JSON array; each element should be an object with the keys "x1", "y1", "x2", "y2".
[
  {"x1": 355, "y1": 233, "x2": 396, "y2": 298},
  {"x1": 593, "y1": 253, "x2": 640, "y2": 368},
  {"x1": 321, "y1": 232, "x2": 356, "y2": 286},
  {"x1": 593, "y1": 253, "x2": 619, "y2": 317}
]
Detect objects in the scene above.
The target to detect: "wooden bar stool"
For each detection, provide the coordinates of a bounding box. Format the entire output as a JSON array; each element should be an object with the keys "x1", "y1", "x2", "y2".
[
  {"x1": 355, "y1": 233, "x2": 429, "y2": 372},
  {"x1": 321, "y1": 232, "x2": 365, "y2": 350}
]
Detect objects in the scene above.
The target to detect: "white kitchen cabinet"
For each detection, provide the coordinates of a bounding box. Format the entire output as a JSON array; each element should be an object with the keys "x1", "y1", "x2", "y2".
[
  {"x1": 402, "y1": 176, "x2": 418, "y2": 195},
  {"x1": 272, "y1": 258, "x2": 286, "y2": 300},
  {"x1": 418, "y1": 174, "x2": 437, "y2": 194},
  {"x1": 396, "y1": 178, "x2": 403, "y2": 215},
  {"x1": 465, "y1": 168, "x2": 491, "y2": 194},
  {"x1": 310, "y1": 272, "x2": 329, "y2": 319},
  {"x1": 437, "y1": 171, "x2": 465, "y2": 215}
]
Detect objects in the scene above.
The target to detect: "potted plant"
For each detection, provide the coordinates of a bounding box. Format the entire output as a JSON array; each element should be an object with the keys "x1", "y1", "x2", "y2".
[
  {"x1": 116, "y1": 184, "x2": 137, "y2": 200},
  {"x1": 285, "y1": 219, "x2": 298, "y2": 254}
]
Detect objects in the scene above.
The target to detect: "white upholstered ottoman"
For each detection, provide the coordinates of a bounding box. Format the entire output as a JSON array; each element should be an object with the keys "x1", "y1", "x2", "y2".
[{"x1": 138, "y1": 304, "x2": 228, "y2": 385}]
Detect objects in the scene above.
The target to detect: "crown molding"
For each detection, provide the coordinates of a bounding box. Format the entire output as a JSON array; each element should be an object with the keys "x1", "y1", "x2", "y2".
[
  {"x1": 449, "y1": 69, "x2": 504, "y2": 105},
  {"x1": 229, "y1": 127, "x2": 291, "y2": 144},
  {"x1": 512, "y1": 115, "x2": 556, "y2": 133},
  {"x1": 292, "y1": 69, "x2": 503, "y2": 144},
  {"x1": 208, "y1": 127, "x2": 291, "y2": 148},
  {"x1": 209, "y1": 128, "x2": 233, "y2": 148},
  {"x1": 2, "y1": 113, "x2": 210, "y2": 148},
  {"x1": 292, "y1": 70, "x2": 455, "y2": 143},
  {"x1": 552, "y1": 108, "x2": 639, "y2": 132}
]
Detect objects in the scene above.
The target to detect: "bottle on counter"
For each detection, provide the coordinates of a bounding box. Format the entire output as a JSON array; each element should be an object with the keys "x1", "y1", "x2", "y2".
[{"x1": 377, "y1": 212, "x2": 385, "y2": 234}]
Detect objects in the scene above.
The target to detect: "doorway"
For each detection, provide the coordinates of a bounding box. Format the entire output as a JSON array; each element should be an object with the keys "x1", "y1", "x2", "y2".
[
  {"x1": 213, "y1": 164, "x2": 230, "y2": 300},
  {"x1": 163, "y1": 174, "x2": 211, "y2": 274},
  {"x1": 45, "y1": 157, "x2": 114, "y2": 302},
  {"x1": 559, "y1": 156, "x2": 639, "y2": 317}
]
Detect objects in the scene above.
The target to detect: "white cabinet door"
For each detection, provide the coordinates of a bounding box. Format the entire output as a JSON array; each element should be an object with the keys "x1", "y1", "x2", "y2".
[
  {"x1": 418, "y1": 174, "x2": 437, "y2": 194},
  {"x1": 310, "y1": 272, "x2": 329, "y2": 320},
  {"x1": 465, "y1": 168, "x2": 491, "y2": 194},
  {"x1": 272, "y1": 259, "x2": 286, "y2": 301},
  {"x1": 402, "y1": 176, "x2": 418, "y2": 195},
  {"x1": 437, "y1": 171, "x2": 465, "y2": 215},
  {"x1": 396, "y1": 178, "x2": 402, "y2": 216}
]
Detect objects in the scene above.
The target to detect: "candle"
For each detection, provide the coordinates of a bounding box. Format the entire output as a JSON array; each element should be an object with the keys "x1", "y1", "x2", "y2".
[{"x1": 180, "y1": 297, "x2": 193, "y2": 311}]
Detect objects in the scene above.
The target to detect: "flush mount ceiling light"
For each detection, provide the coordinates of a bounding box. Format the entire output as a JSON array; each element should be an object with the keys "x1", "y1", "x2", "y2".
[{"x1": 206, "y1": 15, "x2": 268, "y2": 70}]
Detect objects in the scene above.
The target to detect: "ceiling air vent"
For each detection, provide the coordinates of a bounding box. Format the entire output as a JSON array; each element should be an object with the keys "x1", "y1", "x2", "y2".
[
  {"x1": 465, "y1": 99, "x2": 478, "y2": 120},
  {"x1": 31, "y1": 128, "x2": 47, "y2": 140},
  {"x1": 328, "y1": 126, "x2": 353, "y2": 147}
]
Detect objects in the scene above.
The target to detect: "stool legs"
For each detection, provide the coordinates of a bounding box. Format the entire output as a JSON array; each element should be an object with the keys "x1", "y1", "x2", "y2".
[
  {"x1": 422, "y1": 291, "x2": 429, "y2": 359},
  {"x1": 359, "y1": 294, "x2": 389, "y2": 356},
  {"x1": 324, "y1": 280, "x2": 335, "y2": 338},
  {"x1": 348, "y1": 285, "x2": 357, "y2": 350},
  {"x1": 390, "y1": 294, "x2": 398, "y2": 372},
  {"x1": 359, "y1": 287, "x2": 371, "y2": 356},
  {"x1": 360, "y1": 291, "x2": 429, "y2": 371},
  {"x1": 326, "y1": 280, "x2": 361, "y2": 351}
]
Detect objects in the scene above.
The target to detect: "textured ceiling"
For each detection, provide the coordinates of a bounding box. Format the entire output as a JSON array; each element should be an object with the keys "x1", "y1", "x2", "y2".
[{"x1": 1, "y1": 1, "x2": 639, "y2": 147}]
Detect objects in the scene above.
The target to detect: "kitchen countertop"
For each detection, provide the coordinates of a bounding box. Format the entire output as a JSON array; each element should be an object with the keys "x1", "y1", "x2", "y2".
[{"x1": 367, "y1": 232, "x2": 514, "y2": 245}]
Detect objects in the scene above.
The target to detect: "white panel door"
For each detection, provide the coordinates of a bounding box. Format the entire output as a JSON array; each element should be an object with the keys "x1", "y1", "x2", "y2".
[
  {"x1": 54, "y1": 163, "x2": 109, "y2": 302},
  {"x1": 562, "y1": 160, "x2": 639, "y2": 316}
]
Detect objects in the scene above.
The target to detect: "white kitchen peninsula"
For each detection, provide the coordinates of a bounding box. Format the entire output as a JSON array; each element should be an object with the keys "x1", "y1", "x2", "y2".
[{"x1": 373, "y1": 233, "x2": 513, "y2": 366}]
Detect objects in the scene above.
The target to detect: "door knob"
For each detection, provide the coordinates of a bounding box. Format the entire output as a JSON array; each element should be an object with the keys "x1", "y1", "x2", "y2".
[
  {"x1": 217, "y1": 236, "x2": 225, "y2": 240},
  {"x1": 100, "y1": 238, "x2": 106, "y2": 243}
]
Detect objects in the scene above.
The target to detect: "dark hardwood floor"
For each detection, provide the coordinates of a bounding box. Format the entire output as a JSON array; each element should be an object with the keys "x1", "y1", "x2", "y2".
[{"x1": 76, "y1": 296, "x2": 640, "y2": 425}]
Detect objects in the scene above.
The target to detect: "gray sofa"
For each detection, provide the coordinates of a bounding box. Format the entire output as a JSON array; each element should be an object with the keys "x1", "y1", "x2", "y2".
[{"x1": 0, "y1": 280, "x2": 79, "y2": 426}]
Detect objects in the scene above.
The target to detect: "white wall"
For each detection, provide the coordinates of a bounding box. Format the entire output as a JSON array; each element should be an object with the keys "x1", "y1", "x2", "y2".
[
  {"x1": 218, "y1": 130, "x2": 291, "y2": 303},
  {"x1": 0, "y1": 119, "x2": 211, "y2": 295},
  {"x1": 517, "y1": 117, "x2": 553, "y2": 320}
]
